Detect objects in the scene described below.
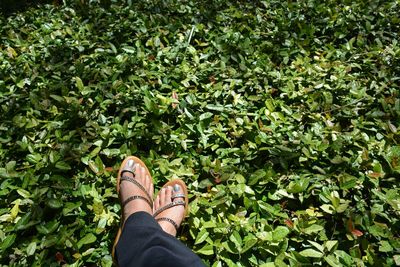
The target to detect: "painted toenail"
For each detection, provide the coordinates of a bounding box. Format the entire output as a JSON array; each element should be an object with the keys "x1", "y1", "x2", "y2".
[
  {"x1": 173, "y1": 184, "x2": 180, "y2": 192},
  {"x1": 127, "y1": 159, "x2": 134, "y2": 168}
]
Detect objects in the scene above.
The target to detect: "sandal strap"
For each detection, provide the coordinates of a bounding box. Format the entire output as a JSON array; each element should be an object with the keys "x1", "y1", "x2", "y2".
[
  {"x1": 172, "y1": 193, "x2": 186, "y2": 200},
  {"x1": 121, "y1": 169, "x2": 136, "y2": 177},
  {"x1": 120, "y1": 175, "x2": 152, "y2": 203},
  {"x1": 156, "y1": 217, "x2": 179, "y2": 231},
  {"x1": 122, "y1": 195, "x2": 153, "y2": 209},
  {"x1": 153, "y1": 200, "x2": 185, "y2": 218}
]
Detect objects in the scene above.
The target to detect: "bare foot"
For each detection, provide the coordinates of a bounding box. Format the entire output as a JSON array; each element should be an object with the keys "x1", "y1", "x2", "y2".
[
  {"x1": 153, "y1": 182, "x2": 187, "y2": 236},
  {"x1": 119, "y1": 158, "x2": 154, "y2": 223}
]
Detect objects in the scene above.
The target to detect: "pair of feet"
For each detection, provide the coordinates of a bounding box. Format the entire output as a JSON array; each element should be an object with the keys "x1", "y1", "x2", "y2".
[{"x1": 119, "y1": 158, "x2": 186, "y2": 236}]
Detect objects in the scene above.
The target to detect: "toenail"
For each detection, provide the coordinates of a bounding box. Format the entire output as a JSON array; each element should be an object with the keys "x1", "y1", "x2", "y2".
[
  {"x1": 127, "y1": 159, "x2": 134, "y2": 167},
  {"x1": 173, "y1": 184, "x2": 180, "y2": 192}
]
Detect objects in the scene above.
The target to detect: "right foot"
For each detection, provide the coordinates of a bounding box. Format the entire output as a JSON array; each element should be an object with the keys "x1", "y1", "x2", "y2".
[{"x1": 153, "y1": 180, "x2": 188, "y2": 236}]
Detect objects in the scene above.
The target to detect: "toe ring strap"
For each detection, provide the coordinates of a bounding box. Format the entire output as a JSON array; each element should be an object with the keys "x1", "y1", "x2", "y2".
[
  {"x1": 156, "y1": 217, "x2": 179, "y2": 231},
  {"x1": 171, "y1": 193, "x2": 186, "y2": 200},
  {"x1": 122, "y1": 195, "x2": 153, "y2": 209},
  {"x1": 121, "y1": 169, "x2": 135, "y2": 177}
]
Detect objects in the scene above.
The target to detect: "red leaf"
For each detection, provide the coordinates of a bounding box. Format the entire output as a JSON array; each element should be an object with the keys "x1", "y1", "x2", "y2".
[
  {"x1": 367, "y1": 172, "x2": 381, "y2": 178},
  {"x1": 284, "y1": 219, "x2": 294, "y2": 228},
  {"x1": 351, "y1": 229, "x2": 363, "y2": 237},
  {"x1": 209, "y1": 75, "x2": 216, "y2": 84},
  {"x1": 105, "y1": 167, "x2": 114, "y2": 172},
  {"x1": 55, "y1": 252, "x2": 65, "y2": 263}
]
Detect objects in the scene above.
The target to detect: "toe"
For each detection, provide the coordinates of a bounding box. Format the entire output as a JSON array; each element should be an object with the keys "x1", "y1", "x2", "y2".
[
  {"x1": 123, "y1": 159, "x2": 135, "y2": 179},
  {"x1": 172, "y1": 184, "x2": 185, "y2": 203},
  {"x1": 153, "y1": 193, "x2": 159, "y2": 213},
  {"x1": 160, "y1": 188, "x2": 166, "y2": 206},
  {"x1": 165, "y1": 186, "x2": 172, "y2": 204},
  {"x1": 138, "y1": 166, "x2": 145, "y2": 184},
  {"x1": 148, "y1": 177, "x2": 154, "y2": 199}
]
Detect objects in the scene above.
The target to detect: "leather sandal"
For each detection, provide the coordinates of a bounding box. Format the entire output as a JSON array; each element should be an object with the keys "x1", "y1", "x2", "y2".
[
  {"x1": 112, "y1": 156, "x2": 153, "y2": 260},
  {"x1": 153, "y1": 179, "x2": 189, "y2": 234}
]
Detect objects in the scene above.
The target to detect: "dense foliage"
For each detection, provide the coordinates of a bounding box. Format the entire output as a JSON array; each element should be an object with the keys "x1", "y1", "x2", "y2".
[{"x1": 0, "y1": 0, "x2": 399, "y2": 266}]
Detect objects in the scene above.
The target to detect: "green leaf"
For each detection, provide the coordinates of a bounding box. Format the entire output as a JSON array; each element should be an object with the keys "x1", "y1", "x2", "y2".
[
  {"x1": 272, "y1": 226, "x2": 290, "y2": 241},
  {"x1": 229, "y1": 231, "x2": 242, "y2": 249},
  {"x1": 205, "y1": 104, "x2": 224, "y2": 112},
  {"x1": 325, "y1": 255, "x2": 340, "y2": 266},
  {"x1": 26, "y1": 154, "x2": 42, "y2": 164},
  {"x1": 122, "y1": 46, "x2": 135, "y2": 53},
  {"x1": 55, "y1": 161, "x2": 71, "y2": 170},
  {"x1": 26, "y1": 241, "x2": 37, "y2": 256},
  {"x1": 196, "y1": 244, "x2": 214, "y2": 255},
  {"x1": 15, "y1": 212, "x2": 32, "y2": 230},
  {"x1": 242, "y1": 236, "x2": 257, "y2": 253},
  {"x1": 299, "y1": 249, "x2": 324, "y2": 258},
  {"x1": 304, "y1": 224, "x2": 324, "y2": 235},
  {"x1": 334, "y1": 251, "x2": 353, "y2": 265},
  {"x1": 48, "y1": 198, "x2": 63, "y2": 209},
  {"x1": 36, "y1": 220, "x2": 59, "y2": 235},
  {"x1": 385, "y1": 146, "x2": 400, "y2": 173},
  {"x1": 287, "y1": 176, "x2": 310, "y2": 193},
  {"x1": 195, "y1": 228, "x2": 209, "y2": 245},
  {"x1": 379, "y1": 240, "x2": 393, "y2": 252},
  {"x1": 16, "y1": 189, "x2": 31, "y2": 199},
  {"x1": 308, "y1": 240, "x2": 324, "y2": 253},
  {"x1": 1, "y1": 234, "x2": 16, "y2": 251},
  {"x1": 75, "y1": 77, "x2": 84, "y2": 91},
  {"x1": 248, "y1": 169, "x2": 267, "y2": 186},
  {"x1": 77, "y1": 233, "x2": 97, "y2": 249},
  {"x1": 199, "y1": 112, "x2": 213, "y2": 121},
  {"x1": 63, "y1": 202, "x2": 82, "y2": 215},
  {"x1": 325, "y1": 240, "x2": 338, "y2": 252}
]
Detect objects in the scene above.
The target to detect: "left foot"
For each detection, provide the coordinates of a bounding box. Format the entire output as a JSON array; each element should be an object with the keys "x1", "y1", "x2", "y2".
[{"x1": 118, "y1": 157, "x2": 154, "y2": 224}]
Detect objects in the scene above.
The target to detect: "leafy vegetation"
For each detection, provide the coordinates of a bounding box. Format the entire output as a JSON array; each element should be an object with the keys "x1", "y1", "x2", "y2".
[{"x1": 0, "y1": 0, "x2": 399, "y2": 266}]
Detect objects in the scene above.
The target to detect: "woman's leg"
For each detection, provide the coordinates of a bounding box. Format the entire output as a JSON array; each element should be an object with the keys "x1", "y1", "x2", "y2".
[{"x1": 114, "y1": 157, "x2": 204, "y2": 267}]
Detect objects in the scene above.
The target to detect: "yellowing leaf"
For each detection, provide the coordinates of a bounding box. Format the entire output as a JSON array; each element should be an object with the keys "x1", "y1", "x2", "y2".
[{"x1": 10, "y1": 199, "x2": 21, "y2": 219}]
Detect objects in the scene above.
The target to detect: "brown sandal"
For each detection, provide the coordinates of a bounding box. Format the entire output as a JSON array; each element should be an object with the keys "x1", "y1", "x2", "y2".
[
  {"x1": 153, "y1": 179, "x2": 189, "y2": 234},
  {"x1": 112, "y1": 156, "x2": 153, "y2": 260}
]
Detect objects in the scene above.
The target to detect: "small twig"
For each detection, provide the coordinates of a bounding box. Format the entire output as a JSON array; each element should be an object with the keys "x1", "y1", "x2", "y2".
[{"x1": 187, "y1": 25, "x2": 195, "y2": 46}]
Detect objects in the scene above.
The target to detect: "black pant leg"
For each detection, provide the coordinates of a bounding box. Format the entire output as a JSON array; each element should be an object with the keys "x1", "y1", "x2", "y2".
[{"x1": 116, "y1": 211, "x2": 205, "y2": 267}]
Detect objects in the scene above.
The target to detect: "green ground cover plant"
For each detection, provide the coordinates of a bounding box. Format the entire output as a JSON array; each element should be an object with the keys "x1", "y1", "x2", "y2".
[{"x1": 0, "y1": 0, "x2": 399, "y2": 266}]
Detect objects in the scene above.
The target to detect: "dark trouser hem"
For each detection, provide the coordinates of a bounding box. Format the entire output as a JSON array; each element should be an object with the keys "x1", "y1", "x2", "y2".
[{"x1": 116, "y1": 211, "x2": 205, "y2": 267}]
